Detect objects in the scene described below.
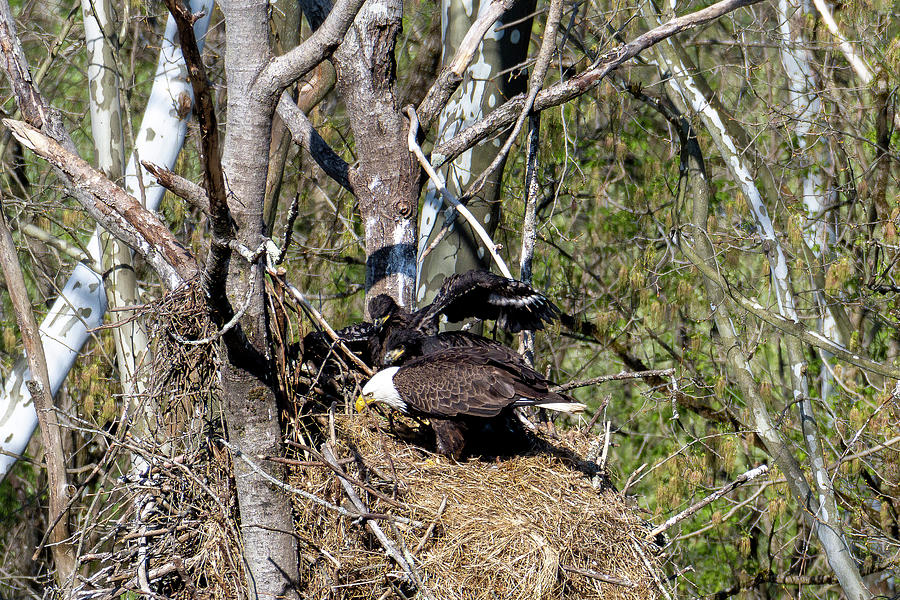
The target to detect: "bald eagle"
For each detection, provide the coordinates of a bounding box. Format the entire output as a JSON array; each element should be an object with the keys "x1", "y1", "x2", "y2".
[
  {"x1": 356, "y1": 346, "x2": 584, "y2": 458},
  {"x1": 301, "y1": 270, "x2": 560, "y2": 391},
  {"x1": 380, "y1": 327, "x2": 523, "y2": 367}
]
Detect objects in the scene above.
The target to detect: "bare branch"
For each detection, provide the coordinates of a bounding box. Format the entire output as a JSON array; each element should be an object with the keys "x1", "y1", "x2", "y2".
[
  {"x1": 142, "y1": 161, "x2": 210, "y2": 214},
  {"x1": 678, "y1": 235, "x2": 900, "y2": 381},
  {"x1": 416, "y1": 0, "x2": 519, "y2": 129},
  {"x1": 463, "y1": 0, "x2": 562, "y2": 200},
  {"x1": 553, "y1": 368, "x2": 677, "y2": 393},
  {"x1": 647, "y1": 464, "x2": 769, "y2": 539},
  {"x1": 256, "y1": 0, "x2": 367, "y2": 95},
  {"x1": 163, "y1": 0, "x2": 233, "y2": 300},
  {"x1": 406, "y1": 106, "x2": 513, "y2": 278},
  {"x1": 4, "y1": 119, "x2": 198, "y2": 288},
  {"x1": 276, "y1": 93, "x2": 355, "y2": 193},
  {"x1": 433, "y1": 0, "x2": 764, "y2": 167},
  {"x1": 0, "y1": 192, "x2": 75, "y2": 583}
]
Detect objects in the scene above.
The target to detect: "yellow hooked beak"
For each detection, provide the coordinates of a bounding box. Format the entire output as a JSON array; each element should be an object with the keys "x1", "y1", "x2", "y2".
[
  {"x1": 355, "y1": 394, "x2": 373, "y2": 413},
  {"x1": 383, "y1": 347, "x2": 405, "y2": 365},
  {"x1": 373, "y1": 315, "x2": 391, "y2": 328}
]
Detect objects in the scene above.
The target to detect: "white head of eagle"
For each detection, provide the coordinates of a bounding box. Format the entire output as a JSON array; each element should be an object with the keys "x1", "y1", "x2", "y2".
[{"x1": 357, "y1": 367, "x2": 407, "y2": 413}]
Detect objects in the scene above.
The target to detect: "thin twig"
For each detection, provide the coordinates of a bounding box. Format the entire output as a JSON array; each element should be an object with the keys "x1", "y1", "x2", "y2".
[
  {"x1": 220, "y1": 438, "x2": 418, "y2": 525},
  {"x1": 647, "y1": 464, "x2": 769, "y2": 539},
  {"x1": 560, "y1": 564, "x2": 636, "y2": 587},
  {"x1": 0, "y1": 190, "x2": 74, "y2": 578},
  {"x1": 405, "y1": 105, "x2": 512, "y2": 278},
  {"x1": 266, "y1": 265, "x2": 374, "y2": 376},
  {"x1": 552, "y1": 368, "x2": 676, "y2": 393},
  {"x1": 413, "y1": 495, "x2": 447, "y2": 555},
  {"x1": 463, "y1": 0, "x2": 563, "y2": 200}
]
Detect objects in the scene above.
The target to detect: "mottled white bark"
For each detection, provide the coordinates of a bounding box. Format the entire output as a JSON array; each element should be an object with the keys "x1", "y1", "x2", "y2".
[
  {"x1": 0, "y1": 0, "x2": 213, "y2": 480},
  {"x1": 82, "y1": 0, "x2": 151, "y2": 445},
  {"x1": 776, "y1": 0, "x2": 840, "y2": 415}
]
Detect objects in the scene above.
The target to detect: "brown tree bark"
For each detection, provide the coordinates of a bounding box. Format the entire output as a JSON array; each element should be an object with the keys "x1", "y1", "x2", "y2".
[{"x1": 332, "y1": 0, "x2": 421, "y2": 308}]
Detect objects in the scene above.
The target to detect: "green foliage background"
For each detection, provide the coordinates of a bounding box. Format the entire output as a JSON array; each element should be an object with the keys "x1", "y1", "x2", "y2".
[{"x1": 0, "y1": 0, "x2": 898, "y2": 597}]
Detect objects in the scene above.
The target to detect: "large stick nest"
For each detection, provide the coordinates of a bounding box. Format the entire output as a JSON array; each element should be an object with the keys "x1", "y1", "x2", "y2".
[
  {"x1": 86, "y1": 284, "x2": 663, "y2": 599},
  {"x1": 289, "y1": 411, "x2": 663, "y2": 599}
]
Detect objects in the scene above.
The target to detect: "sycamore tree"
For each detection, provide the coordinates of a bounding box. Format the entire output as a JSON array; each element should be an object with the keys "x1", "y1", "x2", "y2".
[{"x1": 0, "y1": 0, "x2": 898, "y2": 598}]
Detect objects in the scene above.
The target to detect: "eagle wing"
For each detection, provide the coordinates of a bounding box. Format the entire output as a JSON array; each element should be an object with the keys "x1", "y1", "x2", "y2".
[
  {"x1": 390, "y1": 346, "x2": 570, "y2": 418},
  {"x1": 413, "y1": 270, "x2": 560, "y2": 334},
  {"x1": 302, "y1": 321, "x2": 377, "y2": 365}
]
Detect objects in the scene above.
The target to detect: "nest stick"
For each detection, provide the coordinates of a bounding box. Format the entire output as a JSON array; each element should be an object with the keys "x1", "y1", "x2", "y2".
[
  {"x1": 413, "y1": 495, "x2": 447, "y2": 555},
  {"x1": 322, "y1": 443, "x2": 436, "y2": 600},
  {"x1": 560, "y1": 564, "x2": 636, "y2": 587},
  {"x1": 267, "y1": 266, "x2": 374, "y2": 376},
  {"x1": 284, "y1": 439, "x2": 410, "y2": 510}
]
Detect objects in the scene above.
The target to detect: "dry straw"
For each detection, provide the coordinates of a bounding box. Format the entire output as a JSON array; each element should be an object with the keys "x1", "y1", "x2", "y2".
[
  {"x1": 289, "y1": 412, "x2": 663, "y2": 600},
  {"x1": 82, "y1": 284, "x2": 662, "y2": 600}
]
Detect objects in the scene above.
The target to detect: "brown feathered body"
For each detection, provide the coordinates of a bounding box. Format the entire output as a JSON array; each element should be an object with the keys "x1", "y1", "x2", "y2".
[{"x1": 360, "y1": 346, "x2": 583, "y2": 458}]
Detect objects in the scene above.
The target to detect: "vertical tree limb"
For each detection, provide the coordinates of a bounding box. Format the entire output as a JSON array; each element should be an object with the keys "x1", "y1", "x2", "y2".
[
  {"x1": 0, "y1": 192, "x2": 75, "y2": 585},
  {"x1": 518, "y1": 113, "x2": 540, "y2": 364},
  {"x1": 216, "y1": 3, "x2": 300, "y2": 598}
]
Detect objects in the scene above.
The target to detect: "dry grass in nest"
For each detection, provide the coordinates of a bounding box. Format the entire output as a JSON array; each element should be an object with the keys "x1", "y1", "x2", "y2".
[
  {"x1": 145, "y1": 279, "x2": 219, "y2": 425},
  {"x1": 290, "y1": 411, "x2": 663, "y2": 600}
]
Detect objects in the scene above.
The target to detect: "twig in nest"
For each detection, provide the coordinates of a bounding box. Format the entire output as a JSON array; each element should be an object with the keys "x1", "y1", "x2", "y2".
[
  {"x1": 560, "y1": 564, "x2": 636, "y2": 587},
  {"x1": 266, "y1": 265, "x2": 374, "y2": 376},
  {"x1": 284, "y1": 439, "x2": 409, "y2": 509},
  {"x1": 413, "y1": 495, "x2": 447, "y2": 555},
  {"x1": 220, "y1": 439, "x2": 420, "y2": 525},
  {"x1": 170, "y1": 266, "x2": 259, "y2": 345},
  {"x1": 322, "y1": 443, "x2": 436, "y2": 600}
]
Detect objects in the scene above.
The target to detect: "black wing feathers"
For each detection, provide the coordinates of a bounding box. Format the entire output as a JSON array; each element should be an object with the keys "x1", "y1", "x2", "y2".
[{"x1": 413, "y1": 270, "x2": 560, "y2": 334}]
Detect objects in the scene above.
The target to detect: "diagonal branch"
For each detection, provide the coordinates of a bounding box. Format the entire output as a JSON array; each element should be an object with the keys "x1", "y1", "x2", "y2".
[
  {"x1": 432, "y1": 0, "x2": 764, "y2": 167},
  {"x1": 142, "y1": 161, "x2": 211, "y2": 214},
  {"x1": 406, "y1": 107, "x2": 513, "y2": 278},
  {"x1": 416, "y1": 0, "x2": 519, "y2": 129},
  {"x1": 0, "y1": 191, "x2": 75, "y2": 583},
  {"x1": 0, "y1": 2, "x2": 73, "y2": 147},
  {"x1": 276, "y1": 93, "x2": 355, "y2": 193},
  {"x1": 255, "y1": 0, "x2": 367, "y2": 96},
  {"x1": 4, "y1": 119, "x2": 198, "y2": 288},
  {"x1": 647, "y1": 464, "x2": 769, "y2": 539},
  {"x1": 463, "y1": 0, "x2": 563, "y2": 200},
  {"x1": 164, "y1": 0, "x2": 234, "y2": 310}
]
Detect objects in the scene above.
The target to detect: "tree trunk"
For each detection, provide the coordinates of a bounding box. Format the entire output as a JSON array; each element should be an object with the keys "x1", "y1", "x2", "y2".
[
  {"x1": 333, "y1": 0, "x2": 420, "y2": 307},
  {"x1": 217, "y1": 3, "x2": 300, "y2": 599}
]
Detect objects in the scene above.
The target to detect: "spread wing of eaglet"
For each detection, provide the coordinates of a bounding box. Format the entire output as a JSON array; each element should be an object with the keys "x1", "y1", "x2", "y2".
[
  {"x1": 368, "y1": 270, "x2": 560, "y2": 367},
  {"x1": 301, "y1": 270, "x2": 560, "y2": 372},
  {"x1": 357, "y1": 346, "x2": 585, "y2": 459}
]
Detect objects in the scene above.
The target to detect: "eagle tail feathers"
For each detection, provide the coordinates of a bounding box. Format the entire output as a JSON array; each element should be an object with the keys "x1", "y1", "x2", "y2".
[{"x1": 536, "y1": 401, "x2": 587, "y2": 413}]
